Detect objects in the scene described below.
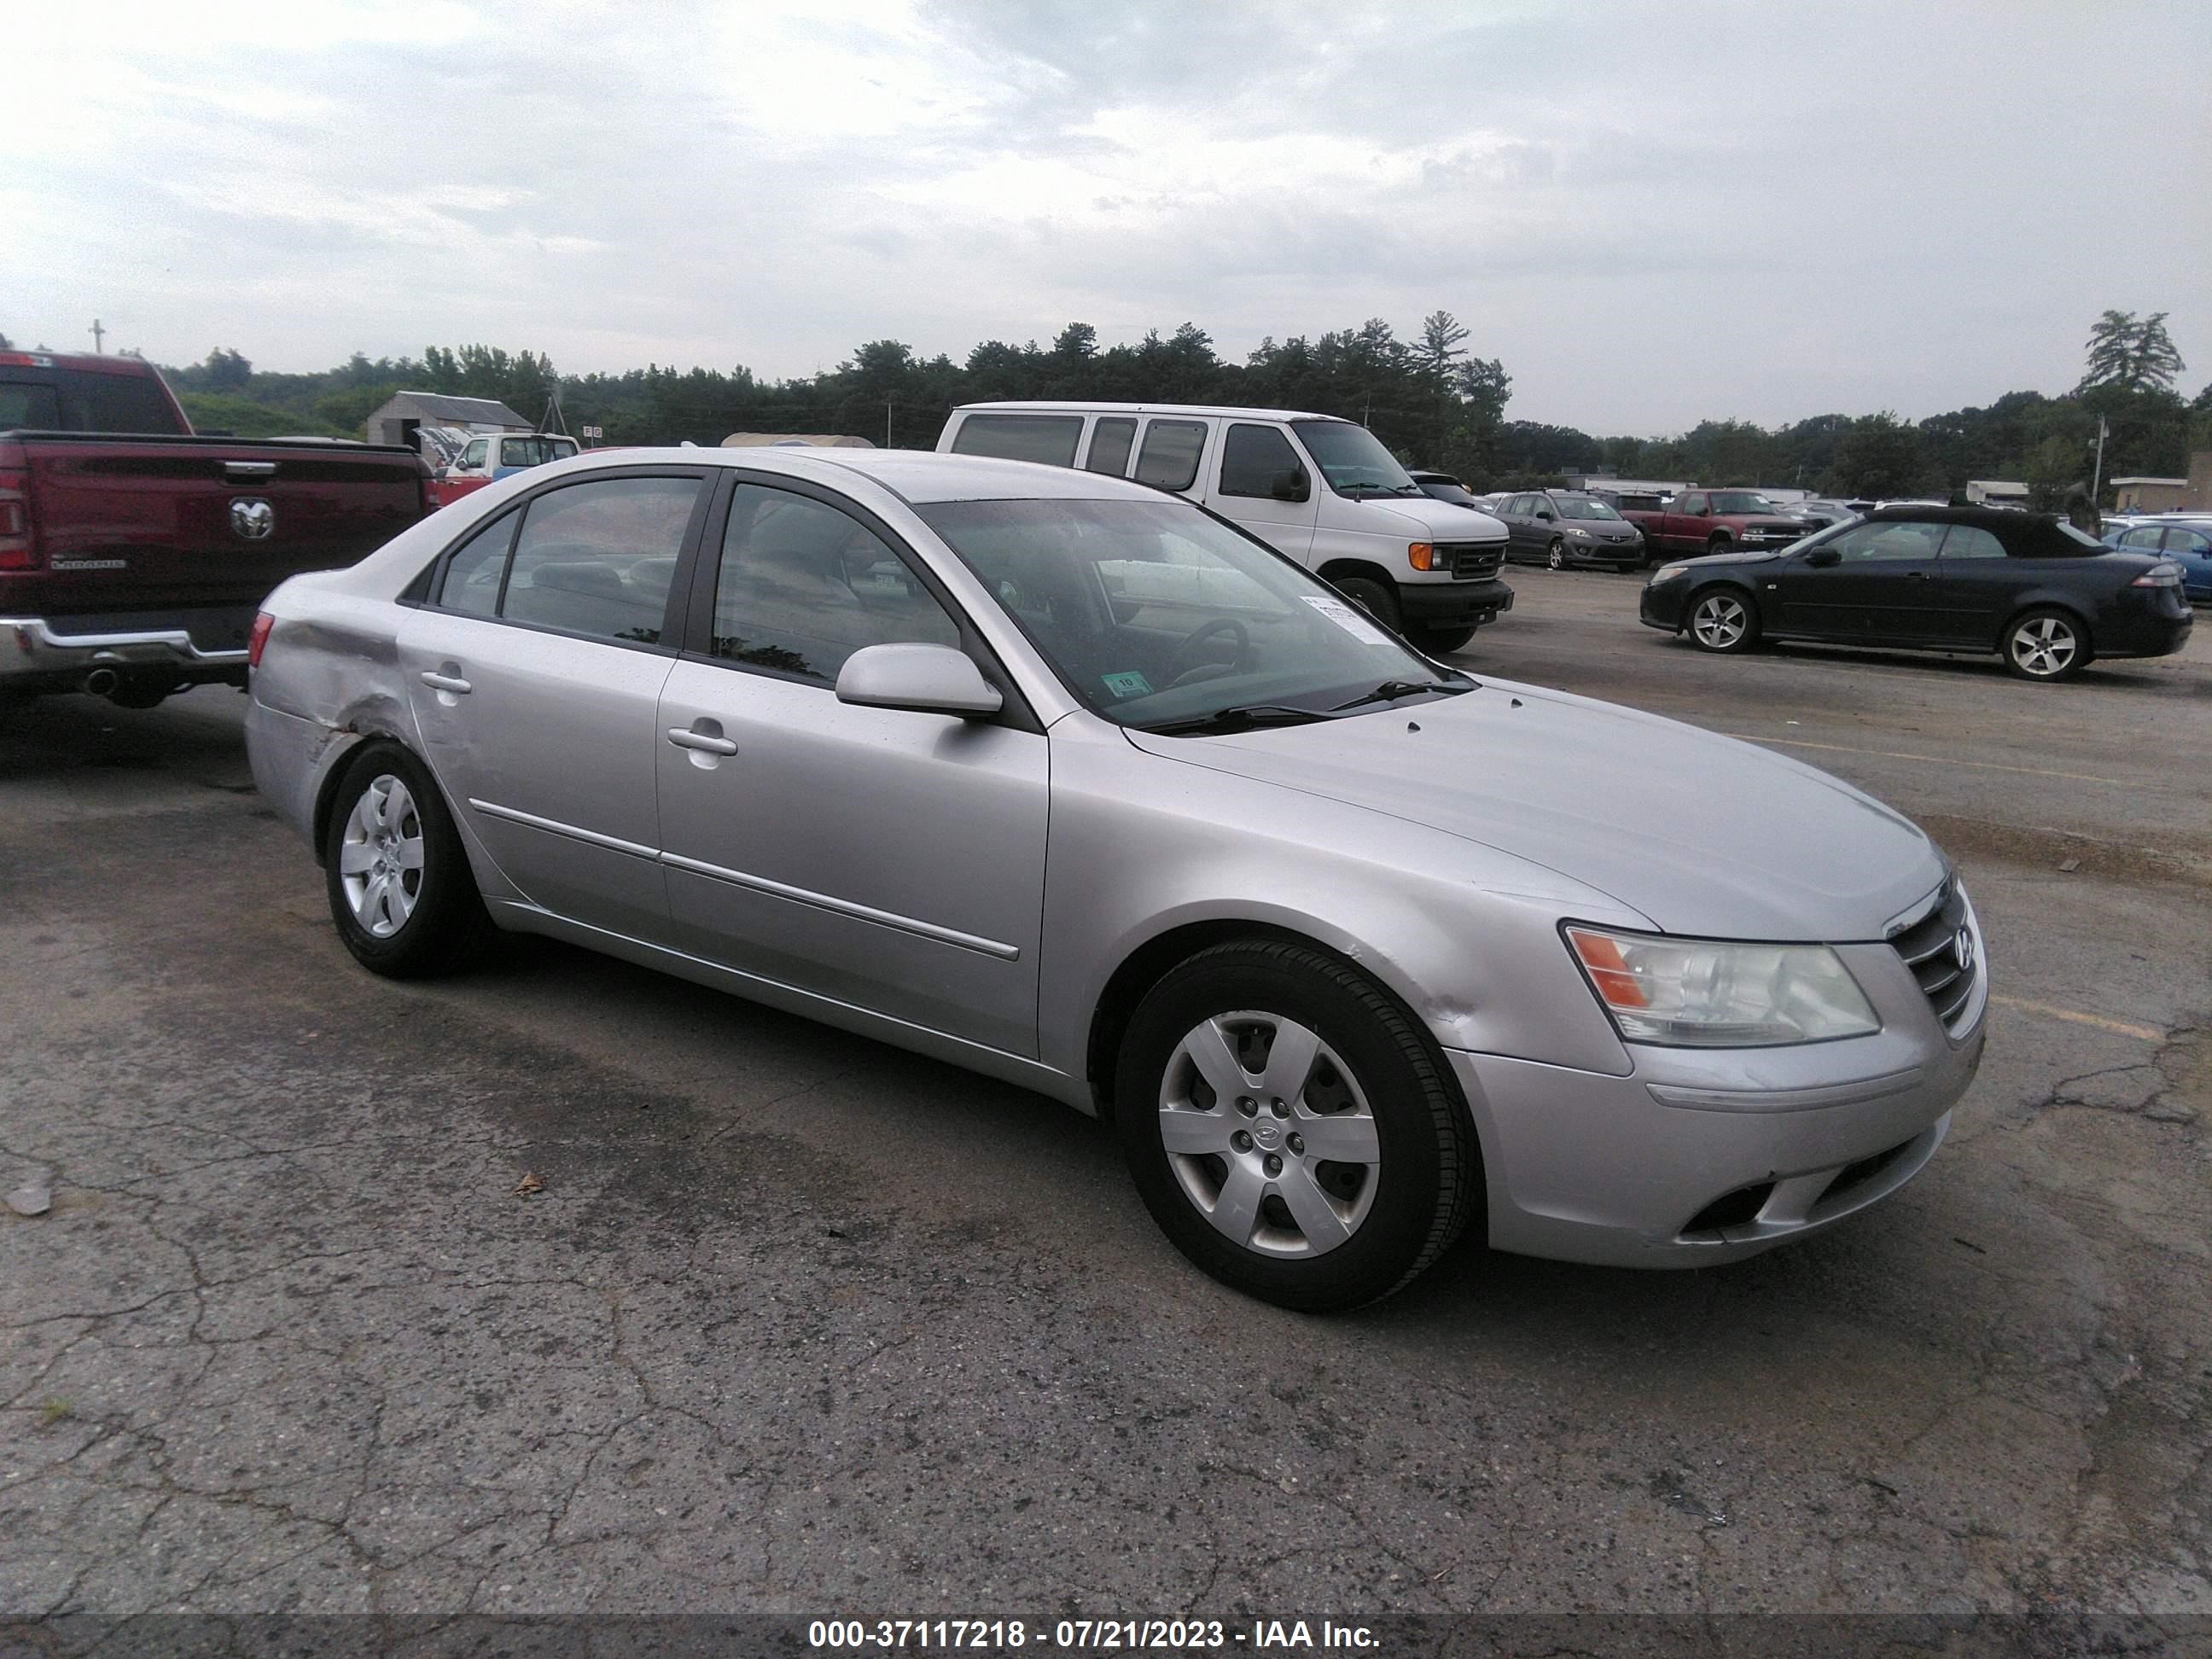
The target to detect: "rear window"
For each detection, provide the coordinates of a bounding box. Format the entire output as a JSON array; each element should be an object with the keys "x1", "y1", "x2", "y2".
[
  {"x1": 950, "y1": 413, "x2": 1083, "y2": 468},
  {"x1": 0, "y1": 381, "x2": 61, "y2": 430},
  {"x1": 71, "y1": 370, "x2": 182, "y2": 434}
]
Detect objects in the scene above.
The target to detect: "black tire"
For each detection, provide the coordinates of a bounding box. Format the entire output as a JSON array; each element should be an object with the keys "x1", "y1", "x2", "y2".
[
  {"x1": 1115, "y1": 939, "x2": 1479, "y2": 1313},
  {"x1": 1330, "y1": 576, "x2": 1402, "y2": 632},
  {"x1": 1406, "y1": 624, "x2": 1476, "y2": 655},
  {"x1": 2001, "y1": 606, "x2": 2091, "y2": 682},
  {"x1": 1706, "y1": 533, "x2": 1732, "y2": 556},
  {"x1": 1685, "y1": 586, "x2": 1761, "y2": 654},
  {"x1": 322, "y1": 742, "x2": 495, "y2": 978},
  {"x1": 1546, "y1": 538, "x2": 1566, "y2": 570}
]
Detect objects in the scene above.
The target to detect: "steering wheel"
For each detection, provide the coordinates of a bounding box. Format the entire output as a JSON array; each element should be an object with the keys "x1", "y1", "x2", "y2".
[{"x1": 1167, "y1": 618, "x2": 1252, "y2": 687}]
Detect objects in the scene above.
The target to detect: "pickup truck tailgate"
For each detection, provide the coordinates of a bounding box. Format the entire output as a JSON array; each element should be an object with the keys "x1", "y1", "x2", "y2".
[{"x1": 15, "y1": 436, "x2": 425, "y2": 618}]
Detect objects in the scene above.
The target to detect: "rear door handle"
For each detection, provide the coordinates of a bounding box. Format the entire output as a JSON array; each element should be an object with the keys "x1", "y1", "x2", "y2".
[
  {"x1": 667, "y1": 726, "x2": 738, "y2": 756},
  {"x1": 419, "y1": 671, "x2": 472, "y2": 694}
]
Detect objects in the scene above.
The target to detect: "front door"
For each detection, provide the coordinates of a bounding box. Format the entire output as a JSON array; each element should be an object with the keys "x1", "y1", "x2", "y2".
[
  {"x1": 654, "y1": 479, "x2": 1050, "y2": 1057},
  {"x1": 1922, "y1": 521, "x2": 2017, "y2": 645},
  {"x1": 1767, "y1": 518, "x2": 1947, "y2": 642},
  {"x1": 397, "y1": 471, "x2": 707, "y2": 938}
]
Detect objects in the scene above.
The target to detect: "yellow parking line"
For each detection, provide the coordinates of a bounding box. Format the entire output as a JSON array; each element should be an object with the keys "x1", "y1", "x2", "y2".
[
  {"x1": 1988, "y1": 995, "x2": 2164, "y2": 1043},
  {"x1": 1726, "y1": 733, "x2": 2122, "y2": 786}
]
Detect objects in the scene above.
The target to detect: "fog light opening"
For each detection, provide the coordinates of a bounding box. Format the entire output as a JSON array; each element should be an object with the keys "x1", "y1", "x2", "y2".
[{"x1": 1681, "y1": 1182, "x2": 1776, "y2": 1237}]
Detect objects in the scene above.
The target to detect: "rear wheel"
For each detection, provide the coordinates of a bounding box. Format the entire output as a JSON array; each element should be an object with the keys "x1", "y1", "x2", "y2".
[
  {"x1": 1686, "y1": 588, "x2": 1760, "y2": 654},
  {"x1": 2003, "y1": 607, "x2": 2089, "y2": 682},
  {"x1": 323, "y1": 743, "x2": 495, "y2": 977},
  {"x1": 1115, "y1": 939, "x2": 1477, "y2": 1312},
  {"x1": 1330, "y1": 575, "x2": 1402, "y2": 633},
  {"x1": 1406, "y1": 623, "x2": 1476, "y2": 655}
]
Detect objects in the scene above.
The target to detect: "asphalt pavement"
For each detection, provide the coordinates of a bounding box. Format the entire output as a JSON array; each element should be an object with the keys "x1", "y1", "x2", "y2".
[{"x1": 2, "y1": 570, "x2": 2207, "y2": 1622}]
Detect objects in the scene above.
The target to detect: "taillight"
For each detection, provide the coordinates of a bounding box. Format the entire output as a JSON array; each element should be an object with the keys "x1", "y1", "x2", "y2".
[
  {"x1": 0, "y1": 473, "x2": 32, "y2": 571},
  {"x1": 2130, "y1": 562, "x2": 2184, "y2": 588},
  {"x1": 247, "y1": 611, "x2": 275, "y2": 668}
]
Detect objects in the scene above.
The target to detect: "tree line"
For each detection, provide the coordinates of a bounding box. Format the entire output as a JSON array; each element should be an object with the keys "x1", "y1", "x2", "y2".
[{"x1": 142, "y1": 307, "x2": 2207, "y2": 507}]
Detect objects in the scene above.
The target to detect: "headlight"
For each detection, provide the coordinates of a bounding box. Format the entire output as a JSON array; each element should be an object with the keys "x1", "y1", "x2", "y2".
[
  {"x1": 1651, "y1": 563, "x2": 1689, "y2": 584},
  {"x1": 1567, "y1": 527, "x2": 1593, "y2": 538},
  {"x1": 1565, "y1": 926, "x2": 1881, "y2": 1046}
]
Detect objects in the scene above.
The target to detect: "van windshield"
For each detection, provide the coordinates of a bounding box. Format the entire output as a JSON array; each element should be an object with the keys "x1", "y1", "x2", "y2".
[
  {"x1": 1290, "y1": 422, "x2": 1423, "y2": 498},
  {"x1": 914, "y1": 497, "x2": 1465, "y2": 732}
]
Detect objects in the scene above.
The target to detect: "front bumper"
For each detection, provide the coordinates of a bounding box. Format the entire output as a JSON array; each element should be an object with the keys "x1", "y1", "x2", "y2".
[
  {"x1": 1, "y1": 611, "x2": 253, "y2": 693},
  {"x1": 1447, "y1": 926, "x2": 1988, "y2": 1268},
  {"x1": 1564, "y1": 537, "x2": 1645, "y2": 567},
  {"x1": 1401, "y1": 577, "x2": 1515, "y2": 626},
  {"x1": 1639, "y1": 579, "x2": 1690, "y2": 631}
]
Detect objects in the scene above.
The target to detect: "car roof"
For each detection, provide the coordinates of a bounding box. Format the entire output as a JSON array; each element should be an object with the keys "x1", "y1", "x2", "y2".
[
  {"x1": 601, "y1": 444, "x2": 1174, "y2": 506},
  {"x1": 955, "y1": 400, "x2": 1348, "y2": 423},
  {"x1": 1862, "y1": 504, "x2": 2060, "y2": 528}
]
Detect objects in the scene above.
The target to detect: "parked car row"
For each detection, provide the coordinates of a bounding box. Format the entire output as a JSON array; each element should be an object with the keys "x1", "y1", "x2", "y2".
[{"x1": 2104, "y1": 517, "x2": 2212, "y2": 602}]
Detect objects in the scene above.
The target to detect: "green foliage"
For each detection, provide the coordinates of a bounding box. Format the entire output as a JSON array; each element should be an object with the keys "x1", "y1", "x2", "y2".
[
  {"x1": 2080, "y1": 310, "x2": 2186, "y2": 394},
  {"x1": 175, "y1": 392, "x2": 343, "y2": 439},
  {"x1": 201, "y1": 347, "x2": 253, "y2": 391}
]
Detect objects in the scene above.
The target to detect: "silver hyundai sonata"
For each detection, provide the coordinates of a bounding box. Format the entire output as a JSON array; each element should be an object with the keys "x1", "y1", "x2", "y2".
[{"x1": 246, "y1": 446, "x2": 1987, "y2": 1311}]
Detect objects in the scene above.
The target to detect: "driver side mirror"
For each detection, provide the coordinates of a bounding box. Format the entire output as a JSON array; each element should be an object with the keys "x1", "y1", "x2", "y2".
[
  {"x1": 1805, "y1": 546, "x2": 1842, "y2": 568},
  {"x1": 1271, "y1": 466, "x2": 1310, "y2": 504},
  {"x1": 835, "y1": 643, "x2": 1003, "y2": 719},
  {"x1": 1535, "y1": 508, "x2": 1554, "y2": 521}
]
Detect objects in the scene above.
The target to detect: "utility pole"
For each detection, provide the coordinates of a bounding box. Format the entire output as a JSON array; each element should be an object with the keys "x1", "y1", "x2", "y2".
[
  {"x1": 885, "y1": 397, "x2": 894, "y2": 449},
  {"x1": 89, "y1": 319, "x2": 105, "y2": 354},
  {"x1": 2090, "y1": 414, "x2": 2109, "y2": 506}
]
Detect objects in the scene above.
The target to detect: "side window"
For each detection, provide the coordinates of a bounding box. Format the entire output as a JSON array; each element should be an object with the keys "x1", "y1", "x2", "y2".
[
  {"x1": 1678, "y1": 492, "x2": 1708, "y2": 515},
  {"x1": 1085, "y1": 417, "x2": 1137, "y2": 475},
  {"x1": 2170, "y1": 529, "x2": 2212, "y2": 555},
  {"x1": 2119, "y1": 527, "x2": 2164, "y2": 549},
  {"x1": 460, "y1": 439, "x2": 489, "y2": 470},
  {"x1": 498, "y1": 476, "x2": 700, "y2": 643},
  {"x1": 708, "y1": 485, "x2": 962, "y2": 685},
  {"x1": 1508, "y1": 495, "x2": 1534, "y2": 515},
  {"x1": 435, "y1": 508, "x2": 520, "y2": 616},
  {"x1": 1826, "y1": 520, "x2": 1946, "y2": 563},
  {"x1": 1938, "y1": 526, "x2": 2007, "y2": 561},
  {"x1": 1134, "y1": 420, "x2": 1208, "y2": 492},
  {"x1": 1218, "y1": 424, "x2": 1303, "y2": 499},
  {"x1": 949, "y1": 414, "x2": 1083, "y2": 467}
]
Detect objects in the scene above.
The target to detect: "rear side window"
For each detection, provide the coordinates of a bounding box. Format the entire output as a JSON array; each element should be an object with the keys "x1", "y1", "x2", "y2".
[
  {"x1": 0, "y1": 381, "x2": 61, "y2": 429},
  {"x1": 497, "y1": 477, "x2": 701, "y2": 644},
  {"x1": 1218, "y1": 423, "x2": 1302, "y2": 498},
  {"x1": 1939, "y1": 526, "x2": 2007, "y2": 561},
  {"x1": 1134, "y1": 420, "x2": 1208, "y2": 492},
  {"x1": 1085, "y1": 417, "x2": 1137, "y2": 475},
  {"x1": 1828, "y1": 520, "x2": 1945, "y2": 562},
  {"x1": 66, "y1": 370, "x2": 181, "y2": 434},
  {"x1": 436, "y1": 509, "x2": 520, "y2": 615},
  {"x1": 950, "y1": 413, "x2": 1083, "y2": 467},
  {"x1": 2118, "y1": 527, "x2": 2164, "y2": 549}
]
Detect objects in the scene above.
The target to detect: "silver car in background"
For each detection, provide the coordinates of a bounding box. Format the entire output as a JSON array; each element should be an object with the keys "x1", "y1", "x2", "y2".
[{"x1": 246, "y1": 447, "x2": 1988, "y2": 1310}]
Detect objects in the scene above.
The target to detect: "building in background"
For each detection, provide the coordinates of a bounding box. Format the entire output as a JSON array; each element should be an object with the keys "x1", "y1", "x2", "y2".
[
  {"x1": 1965, "y1": 480, "x2": 2030, "y2": 507},
  {"x1": 1563, "y1": 474, "x2": 1693, "y2": 497},
  {"x1": 2111, "y1": 477, "x2": 2189, "y2": 512},
  {"x1": 363, "y1": 392, "x2": 533, "y2": 452}
]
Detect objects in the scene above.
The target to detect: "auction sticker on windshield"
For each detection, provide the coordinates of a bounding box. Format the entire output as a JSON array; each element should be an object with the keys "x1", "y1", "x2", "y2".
[
  {"x1": 1102, "y1": 670, "x2": 1153, "y2": 698},
  {"x1": 1301, "y1": 593, "x2": 1393, "y2": 646}
]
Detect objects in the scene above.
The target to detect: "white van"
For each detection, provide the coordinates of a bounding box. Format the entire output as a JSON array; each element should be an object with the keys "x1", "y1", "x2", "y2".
[{"x1": 936, "y1": 402, "x2": 1512, "y2": 653}]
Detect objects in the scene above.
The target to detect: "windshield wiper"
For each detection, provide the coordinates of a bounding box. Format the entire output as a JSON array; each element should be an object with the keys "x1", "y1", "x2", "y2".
[
  {"x1": 1328, "y1": 678, "x2": 1471, "y2": 713},
  {"x1": 1136, "y1": 704, "x2": 1333, "y2": 736}
]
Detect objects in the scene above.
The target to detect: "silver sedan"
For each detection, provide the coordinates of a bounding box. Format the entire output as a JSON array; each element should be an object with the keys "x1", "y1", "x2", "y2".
[{"x1": 246, "y1": 447, "x2": 1988, "y2": 1310}]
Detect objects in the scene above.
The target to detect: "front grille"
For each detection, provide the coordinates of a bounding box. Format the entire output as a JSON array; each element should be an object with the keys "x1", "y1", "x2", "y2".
[
  {"x1": 1743, "y1": 526, "x2": 1808, "y2": 544},
  {"x1": 1437, "y1": 541, "x2": 1505, "y2": 579},
  {"x1": 1888, "y1": 879, "x2": 1978, "y2": 1032}
]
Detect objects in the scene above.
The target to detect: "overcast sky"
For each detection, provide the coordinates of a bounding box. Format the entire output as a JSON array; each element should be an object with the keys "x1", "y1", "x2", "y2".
[{"x1": 9, "y1": 0, "x2": 2208, "y2": 434}]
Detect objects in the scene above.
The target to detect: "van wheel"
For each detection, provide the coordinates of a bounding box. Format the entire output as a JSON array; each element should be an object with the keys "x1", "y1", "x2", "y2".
[
  {"x1": 1115, "y1": 940, "x2": 1477, "y2": 1312},
  {"x1": 1331, "y1": 576, "x2": 1402, "y2": 633},
  {"x1": 323, "y1": 743, "x2": 495, "y2": 978},
  {"x1": 1407, "y1": 624, "x2": 1476, "y2": 655}
]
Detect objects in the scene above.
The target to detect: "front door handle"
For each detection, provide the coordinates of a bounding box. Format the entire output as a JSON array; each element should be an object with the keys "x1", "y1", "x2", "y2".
[
  {"x1": 1904, "y1": 570, "x2": 1930, "y2": 581},
  {"x1": 667, "y1": 725, "x2": 738, "y2": 756},
  {"x1": 419, "y1": 670, "x2": 472, "y2": 694}
]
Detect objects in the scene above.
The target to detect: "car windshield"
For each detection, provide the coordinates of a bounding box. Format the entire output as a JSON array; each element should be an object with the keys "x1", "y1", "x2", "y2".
[
  {"x1": 1710, "y1": 492, "x2": 1778, "y2": 514},
  {"x1": 914, "y1": 497, "x2": 1464, "y2": 731},
  {"x1": 1555, "y1": 497, "x2": 1622, "y2": 521},
  {"x1": 1291, "y1": 421, "x2": 1423, "y2": 498},
  {"x1": 1420, "y1": 480, "x2": 1481, "y2": 505}
]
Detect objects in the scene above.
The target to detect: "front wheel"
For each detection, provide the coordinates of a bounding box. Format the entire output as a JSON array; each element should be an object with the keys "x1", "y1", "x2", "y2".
[
  {"x1": 1406, "y1": 623, "x2": 1476, "y2": 655},
  {"x1": 1546, "y1": 538, "x2": 1566, "y2": 570},
  {"x1": 2003, "y1": 608, "x2": 2089, "y2": 682},
  {"x1": 323, "y1": 743, "x2": 495, "y2": 977},
  {"x1": 1686, "y1": 588, "x2": 1760, "y2": 654},
  {"x1": 1115, "y1": 940, "x2": 1478, "y2": 1312},
  {"x1": 1330, "y1": 576, "x2": 1402, "y2": 633}
]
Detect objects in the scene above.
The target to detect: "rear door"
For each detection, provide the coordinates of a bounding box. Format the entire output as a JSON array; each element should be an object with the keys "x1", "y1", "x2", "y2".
[
  {"x1": 1924, "y1": 522, "x2": 2017, "y2": 644},
  {"x1": 397, "y1": 469, "x2": 708, "y2": 939}
]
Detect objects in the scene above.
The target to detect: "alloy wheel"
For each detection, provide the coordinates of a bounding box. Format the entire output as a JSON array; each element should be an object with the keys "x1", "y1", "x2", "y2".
[
  {"x1": 1692, "y1": 593, "x2": 1749, "y2": 649},
  {"x1": 1156, "y1": 1011, "x2": 1381, "y2": 1258},
  {"x1": 2009, "y1": 614, "x2": 2078, "y2": 678},
  {"x1": 1547, "y1": 540, "x2": 1566, "y2": 570},
  {"x1": 339, "y1": 774, "x2": 425, "y2": 937}
]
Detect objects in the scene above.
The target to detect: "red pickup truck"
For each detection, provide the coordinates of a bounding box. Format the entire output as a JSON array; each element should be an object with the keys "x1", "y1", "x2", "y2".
[
  {"x1": 2, "y1": 351, "x2": 428, "y2": 707},
  {"x1": 1616, "y1": 488, "x2": 1813, "y2": 560}
]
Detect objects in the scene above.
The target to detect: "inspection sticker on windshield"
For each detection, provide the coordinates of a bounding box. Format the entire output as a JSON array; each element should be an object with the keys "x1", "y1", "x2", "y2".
[
  {"x1": 1301, "y1": 594, "x2": 1392, "y2": 646},
  {"x1": 1102, "y1": 670, "x2": 1153, "y2": 699}
]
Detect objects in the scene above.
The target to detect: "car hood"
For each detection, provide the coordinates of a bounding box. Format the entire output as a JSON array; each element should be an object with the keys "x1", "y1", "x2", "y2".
[
  {"x1": 1661, "y1": 548, "x2": 1781, "y2": 569},
  {"x1": 1360, "y1": 496, "x2": 1508, "y2": 544},
  {"x1": 1126, "y1": 678, "x2": 1946, "y2": 940}
]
